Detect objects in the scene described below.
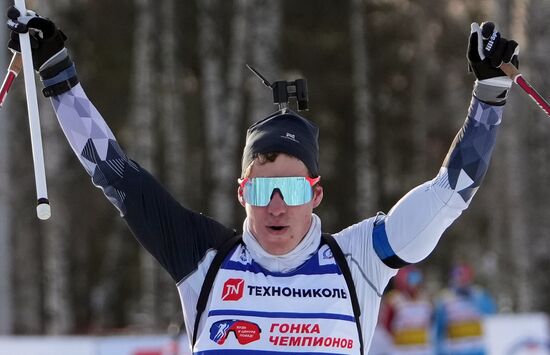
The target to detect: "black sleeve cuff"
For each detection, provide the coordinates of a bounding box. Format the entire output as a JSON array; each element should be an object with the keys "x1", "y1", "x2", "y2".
[
  {"x1": 42, "y1": 76, "x2": 79, "y2": 97},
  {"x1": 39, "y1": 56, "x2": 73, "y2": 80}
]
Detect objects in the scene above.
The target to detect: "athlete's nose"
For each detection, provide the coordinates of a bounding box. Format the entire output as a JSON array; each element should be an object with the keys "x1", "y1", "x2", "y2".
[{"x1": 267, "y1": 189, "x2": 287, "y2": 215}]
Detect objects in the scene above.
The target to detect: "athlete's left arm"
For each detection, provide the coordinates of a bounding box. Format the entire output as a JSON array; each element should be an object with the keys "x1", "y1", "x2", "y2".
[
  {"x1": 372, "y1": 96, "x2": 503, "y2": 267},
  {"x1": 371, "y1": 22, "x2": 519, "y2": 268}
]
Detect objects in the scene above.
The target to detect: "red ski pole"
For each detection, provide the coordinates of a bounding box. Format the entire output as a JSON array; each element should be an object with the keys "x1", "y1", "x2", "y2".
[
  {"x1": 501, "y1": 62, "x2": 550, "y2": 118},
  {"x1": 0, "y1": 52, "x2": 22, "y2": 107}
]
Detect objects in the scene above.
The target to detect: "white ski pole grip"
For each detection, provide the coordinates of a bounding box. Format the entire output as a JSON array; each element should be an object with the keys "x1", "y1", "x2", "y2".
[{"x1": 14, "y1": 0, "x2": 51, "y2": 220}]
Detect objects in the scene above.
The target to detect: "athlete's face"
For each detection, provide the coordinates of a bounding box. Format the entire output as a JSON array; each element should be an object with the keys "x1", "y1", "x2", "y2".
[{"x1": 238, "y1": 154, "x2": 323, "y2": 255}]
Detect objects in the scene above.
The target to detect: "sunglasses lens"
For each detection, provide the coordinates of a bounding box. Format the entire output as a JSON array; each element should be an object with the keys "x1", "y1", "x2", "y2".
[
  {"x1": 243, "y1": 177, "x2": 314, "y2": 206},
  {"x1": 278, "y1": 177, "x2": 313, "y2": 206}
]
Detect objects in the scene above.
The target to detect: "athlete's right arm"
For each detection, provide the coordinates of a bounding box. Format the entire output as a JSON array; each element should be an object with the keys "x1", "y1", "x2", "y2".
[
  {"x1": 50, "y1": 85, "x2": 234, "y2": 284},
  {"x1": 6, "y1": 9, "x2": 235, "y2": 283}
]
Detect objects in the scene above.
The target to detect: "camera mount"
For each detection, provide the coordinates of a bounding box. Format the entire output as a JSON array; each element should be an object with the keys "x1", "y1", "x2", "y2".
[{"x1": 246, "y1": 64, "x2": 309, "y2": 111}]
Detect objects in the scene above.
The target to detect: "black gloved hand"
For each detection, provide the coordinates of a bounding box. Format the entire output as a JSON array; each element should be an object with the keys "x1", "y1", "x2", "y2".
[
  {"x1": 467, "y1": 22, "x2": 520, "y2": 104},
  {"x1": 6, "y1": 6, "x2": 67, "y2": 71},
  {"x1": 467, "y1": 21, "x2": 519, "y2": 81}
]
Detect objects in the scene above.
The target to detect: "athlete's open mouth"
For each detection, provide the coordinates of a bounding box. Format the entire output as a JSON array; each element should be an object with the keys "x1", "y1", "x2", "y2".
[{"x1": 268, "y1": 226, "x2": 286, "y2": 231}]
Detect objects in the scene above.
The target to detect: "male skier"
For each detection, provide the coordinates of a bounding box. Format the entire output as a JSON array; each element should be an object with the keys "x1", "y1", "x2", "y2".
[
  {"x1": 434, "y1": 263, "x2": 497, "y2": 355},
  {"x1": 7, "y1": 8, "x2": 518, "y2": 354},
  {"x1": 379, "y1": 266, "x2": 434, "y2": 354}
]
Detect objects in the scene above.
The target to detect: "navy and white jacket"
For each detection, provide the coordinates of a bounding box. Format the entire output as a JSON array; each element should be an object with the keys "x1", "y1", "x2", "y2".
[{"x1": 50, "y1": 83, "x2": 503, "y2": 353}]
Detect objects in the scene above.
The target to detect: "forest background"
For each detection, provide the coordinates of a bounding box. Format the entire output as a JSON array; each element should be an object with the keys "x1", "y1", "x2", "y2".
[{"x1": 0, "y1": 0, "x2": 549, "y2": 335}]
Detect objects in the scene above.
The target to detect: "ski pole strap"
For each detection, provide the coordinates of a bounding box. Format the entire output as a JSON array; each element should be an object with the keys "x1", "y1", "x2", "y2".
[
  {"x1": 192, "y1": 232, "x2": 242, "y2": 348},
  {"x1": 321, "y1": 233, "x2": 364, "y2": 355}
]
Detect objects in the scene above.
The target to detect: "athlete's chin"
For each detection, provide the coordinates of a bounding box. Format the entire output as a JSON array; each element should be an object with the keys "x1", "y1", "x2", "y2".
[{"x1": 257, "y1": 229, "x2": 299, "y2": 255}]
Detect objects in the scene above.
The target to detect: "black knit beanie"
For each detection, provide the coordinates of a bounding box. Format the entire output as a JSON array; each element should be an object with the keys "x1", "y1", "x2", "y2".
[{"x1": 242, "y1": 109, "x2": 320, "y2": 177}]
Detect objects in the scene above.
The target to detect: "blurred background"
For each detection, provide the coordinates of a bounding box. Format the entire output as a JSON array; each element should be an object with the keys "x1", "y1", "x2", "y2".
[{"x1": 0, "y1": 0, "x2": 549, "y2": 341}]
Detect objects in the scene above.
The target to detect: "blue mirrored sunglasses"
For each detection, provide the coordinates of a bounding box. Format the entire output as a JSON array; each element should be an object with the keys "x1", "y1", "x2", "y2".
[{"x1": 238, "y1": 176, "x2": 321, "y2": 207}]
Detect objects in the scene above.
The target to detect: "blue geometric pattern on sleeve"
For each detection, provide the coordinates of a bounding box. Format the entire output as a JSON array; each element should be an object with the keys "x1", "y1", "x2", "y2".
[
  {"x1": 51, "y1": 84, "x2": 139, "y2": 214},
  {"x1": 441, "y1": 98, "x2": 503, "y2": 203}
]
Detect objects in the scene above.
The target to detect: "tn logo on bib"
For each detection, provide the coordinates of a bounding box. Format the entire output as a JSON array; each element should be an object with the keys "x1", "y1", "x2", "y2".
[{"x1": 222, "y1": 278, "x2": 244, "y2": 301}]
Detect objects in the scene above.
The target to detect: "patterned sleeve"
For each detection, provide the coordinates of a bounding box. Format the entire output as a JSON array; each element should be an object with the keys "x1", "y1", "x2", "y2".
[
  {"x1": 50, "y1": 84, "x2": 235, "y2": 282},
  {"x1": 372, "y1": 97, "x2": 503, "y2": 267},
  {"x1": 51, "y1": 84, "x2": 134, "y2": 214}
]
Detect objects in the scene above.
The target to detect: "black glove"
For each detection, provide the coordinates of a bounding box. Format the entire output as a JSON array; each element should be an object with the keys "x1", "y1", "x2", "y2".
[
  {"x1": 467, "y1": 21, "x2": 519, "y2": 80},
  {"x1": 467, "y1": 21, "x2": 520, "y2": 104},
  {"x1": 6, "y1": 6, "x2": 67, "y2": 72},
  {"x1": 7, "y1": 6, "x2": 78, "y2": 97}
]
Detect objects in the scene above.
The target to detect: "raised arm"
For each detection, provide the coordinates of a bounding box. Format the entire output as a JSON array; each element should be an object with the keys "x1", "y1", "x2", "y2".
[
  {"x1": 6, "y1": 8, "x2": 235, "y2": 282},
  {"x1": 372, "y1": 22, "x2": 519, "y2": 267}
]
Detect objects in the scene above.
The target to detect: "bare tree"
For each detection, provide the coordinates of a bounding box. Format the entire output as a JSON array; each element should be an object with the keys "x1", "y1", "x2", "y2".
[
  {"x1": 10, "y1": 85, "x2": 43, "y2": 333},
  {"x1": 31, "y1": 0, "x2": 75, "y2": 335},
  {"x1": 349, "y1": 0, "x2": 377, "y2": 217},
  {"x1": 129, "y1": 0, "x2": 158, "y2": 330},
  {"x1": 198, "y1": 0, "x2": 228, "y2": 223},
  {"x1": 198, "y1": 0, "x2": 250, "y2": 224},
  {"x1": 161, "y1": 0, "x2": 186, "y2": 199},
  {"x1": 0, "y1": 0, "x2": 13, "y2": 332},
  {"x1": 505, "y1": 0, "x2": 532, "y2": 312},
  {"x1": 483, "y1": 0, "x2": 511, "y2": 311},
  {"x1": 158, "y1": 0, "x2": 184, "y2": 325},
  {"x1": 226, "y1": 0, "x2": 250, "y2": 145},
  {"x1": 522, "y1": 0, "x2": 550, "y2": 311},
  {"x1": 486, "y1": 0, "x2": 533, "y2": 311},
  {"x1": 409, "y1": 1, "x2": 440, "y2": 182},
  {"x1": 248, "y1": 0, "x2": 282, "y2": 122},
  {"x1": 40, "y1": 102, "x2": 74, "y2": 334},
  {"x1": 90, "y1": 220, "x2": 127, "y2": 330}
]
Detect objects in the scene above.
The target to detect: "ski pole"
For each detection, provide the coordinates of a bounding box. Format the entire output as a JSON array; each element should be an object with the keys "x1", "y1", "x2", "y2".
[
  {"x1": 14, "y1": 0, "x2": 50, "y2": 220},
  {"x1": 0, "y1": 52, "x2": 22, "y2": 107},
  {"x1": 501, "y1": 62, "x2": 550, "y2": 118}
]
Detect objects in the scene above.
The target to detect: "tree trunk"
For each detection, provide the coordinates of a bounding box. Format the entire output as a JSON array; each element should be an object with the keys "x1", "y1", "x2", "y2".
[
  {"x1": 225, "y1": 0, "x2": 250, "y2": 146},
  {"x1": 161, "y1": 0, "x2": 186, "y2": 199},
  {"x1": 483, "y1": 0, "x2": 527, "y2": 312},
  {"x1": 409, "y1": 1, "x2": 435, "y2": 182},
  {"x1": 199, "y1": 0, "x2": 249, "y2": 224},
  {"x1": 10, "y1": 75, "x2": 42, "y2": 332},
  {"x1": 90, "y1": 220, "x2": 126, "y2": 330},
  {"x1": 13, "y1": 214, "x2": 42, "y2": 333},
  {"x1": 248, "y1": 0, "x2": 282, "y2": 122},
  {"x1": 129, "y1": 0, "x2": 158, "y2": 330},
  {"x1": 349, "y1": 0, "x2": 377, "y2": 217},
  {"x1": 198, "y1": 0, "x2": 227, "y2": 222},
  {"x1": 29, "y1": 1, "x2": 74, "y2": 335},
  {"x1": 158, "y1": 0, "x2": 183, "y2": 325},
  {"x1": 0, "y1": 0, "x2": 13, "y2": 331},
  {"x1": 498, "y1": 0, "x2": 532, "y2": 311},
  {"x1": 522, "y1": 0, "x2": 550, "y2": 311},
  {"x1": 41, "y1": 96, "x2": 74, "y2": 334}
]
